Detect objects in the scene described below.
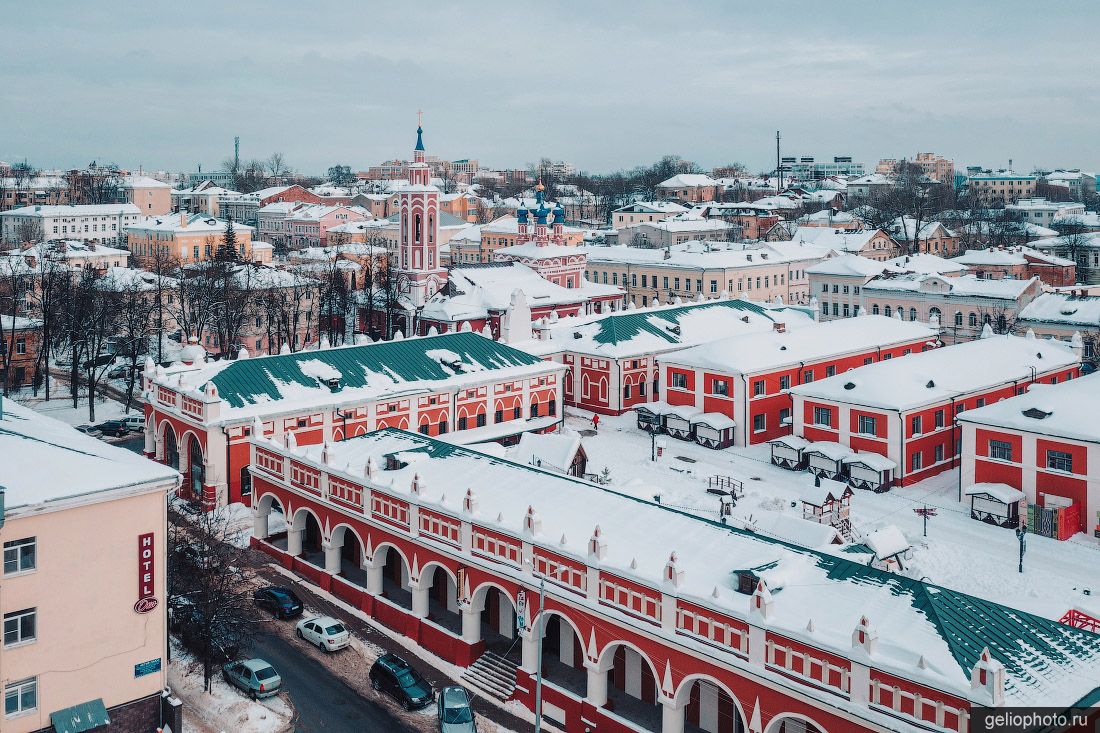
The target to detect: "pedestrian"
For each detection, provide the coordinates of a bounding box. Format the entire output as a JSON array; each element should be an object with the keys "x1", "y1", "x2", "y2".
[{"x1": 591, "y1": 413, "x2": 600, "y2": 432}]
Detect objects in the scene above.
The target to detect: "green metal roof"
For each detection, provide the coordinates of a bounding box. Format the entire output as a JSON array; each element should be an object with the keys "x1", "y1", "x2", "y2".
[
  {"x1": 205, "y1": 332, "x2": 544, "y2": 409},
  {"x1": 588, "y1": 298, "x2": 776, "y2": 347},
  {"x1": 50, "y1": 698, "x2": 110, "y2": 733}
]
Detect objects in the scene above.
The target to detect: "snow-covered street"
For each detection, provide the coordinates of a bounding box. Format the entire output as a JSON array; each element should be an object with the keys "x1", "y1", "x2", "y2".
[{"x1": 568, "y1": 409, "x2": 1100, "y2": 621}]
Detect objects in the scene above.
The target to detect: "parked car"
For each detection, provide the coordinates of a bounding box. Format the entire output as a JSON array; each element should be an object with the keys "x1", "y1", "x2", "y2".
[
  {"x1": 370, "y1": 653, "x2": 434, "y2": 710},
  {"x1": 108, "y1": 364, "x2": 137, "y2": 379},
  {"x1": 253, "y1": 586, "x2": 303, "y2": 619},
  {"x1": 121, "y1": 415, "x2": 145, "y2": 432},
  {"x1": 172, "y1": 604, "x2": 241, "y2": 662},
  {"x1": 75, "y1": 425, "x2": 103, "y2": 438},
  {"x1": 295, "y1": 615, "x2": 350, "y2": 652},
  {"x1": 82, "y1": 353, "x2": 114, "y2": 370},
  {"x1": 437, "y1": 686, "x2": 477, "y2": 733},
  {"x1": 96, "y1": 419, "x2": 129, "y2": 437},
  {"x1": 222, "y1": 659, "x2": 282, "y2": 700}
]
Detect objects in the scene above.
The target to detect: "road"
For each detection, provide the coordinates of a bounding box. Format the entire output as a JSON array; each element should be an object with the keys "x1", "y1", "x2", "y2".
[{"x1": 248, "y1": 630, "x2": 423, "y2": 733}]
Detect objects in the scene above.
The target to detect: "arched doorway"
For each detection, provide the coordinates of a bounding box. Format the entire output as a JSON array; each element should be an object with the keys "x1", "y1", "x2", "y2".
[
  {"x1": 596, "y1": 642, "x2": 661, "y2": 732},
  {"x1": 188, "y1": 435, "x2": 205, "y2": 499},
  {"x1": 471, "y1": 584, "x2": 517, "y2": 655},
  {"x1": 377, "y1": 545, "x2": 412, "y2": 610},
  {"x1": 330, "y1": 525, "x2": 366, "y2": 585},
  {"x1": 675, "y1": 677, "x2": 747, "y2": 733},
  {"x1": 533, "y1": 612, "x2": 587, "y2": 697},
  {"x1": 422, "y1": 564, "x2": 460, "y2": 635},
  {"x1": 254, "y1": 494, "x2": 286, "y2": 548},
  {"x1": 163, "y1": 426, "x2": 179, "y2": 470}
]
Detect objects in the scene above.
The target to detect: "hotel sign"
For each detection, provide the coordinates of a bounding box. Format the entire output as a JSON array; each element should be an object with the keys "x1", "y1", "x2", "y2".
[{"x1": 136, "y1": 532, "x2": 156, "y2": 614}]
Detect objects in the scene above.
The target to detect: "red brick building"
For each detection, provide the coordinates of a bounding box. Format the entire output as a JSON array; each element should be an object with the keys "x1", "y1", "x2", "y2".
[
  {"x1": 659, "y1": 315, "x2": 939, "y2": 448},
  {"x1": 790, "y1": 334, "x2": 1080, "y2": 488},
  {"x1": 952, "y1": 246, "x2": 1076, "y2": 287},
  {"x1": 959, "y1": 371, "x2": 1100, "y2": 539},
  {"x1": 142, "y1": 332, "x2": 563, "y2": 508},
  {"x1": 527, "y1": 298, "x2": 815, "y2": 417},
  {"x1": 246, "y1": 429, "x2": 1100, "y2": 733},
  {"x1": 1, "y1": 315, "x2": 42, "y2": 389}
]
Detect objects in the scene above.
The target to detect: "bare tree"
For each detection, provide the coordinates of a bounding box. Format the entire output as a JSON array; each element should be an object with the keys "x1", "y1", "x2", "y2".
[
  {"x1": 101, "y1": 273, "x2": 156, "y2": 412},
  {"x1": 66, "y1": 269, "x2": 121, "y2": 421},
  {"x1": 0, "y1": 256, "x2": 32, "y2": 395},
  {"x1": 168, "y1": 504, "x2": 257, "y2": 692},
  {"x1": 29, "y1": 257, "x2": 71, "y2": 400},
  {"x1": 374, "y1": 257, "x2": 408, "y2": 339},
  {"x1": 266, "y1": 152, "x2": 288, "y2": 180}
]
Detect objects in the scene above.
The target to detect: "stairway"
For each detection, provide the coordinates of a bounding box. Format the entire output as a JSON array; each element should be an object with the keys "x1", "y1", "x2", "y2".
[{"x1": 460, "y1": 650, "x2": 518, "y2": 702}]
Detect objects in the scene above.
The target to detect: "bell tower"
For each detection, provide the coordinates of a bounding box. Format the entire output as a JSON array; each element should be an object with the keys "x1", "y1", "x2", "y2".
[{"x1": 395, "y1": 112, "x2": 446, "y2": 316}]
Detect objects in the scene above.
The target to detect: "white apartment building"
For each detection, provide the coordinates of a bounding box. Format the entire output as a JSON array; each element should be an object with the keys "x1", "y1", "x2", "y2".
[{"x1": 0, "y1": 204, "x2": 142, "y2": 247}]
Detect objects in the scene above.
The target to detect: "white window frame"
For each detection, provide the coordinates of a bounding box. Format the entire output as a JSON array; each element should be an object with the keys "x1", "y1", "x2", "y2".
[
  {"x1": 3, "y1": 608, "x2": 36, "y2": 647},
  {"x1": 4, "y1": 677, "x2": 36, "y2": 718},
  {"x1": 3, "y1": 538, "x2": 36, "y2": 576}
]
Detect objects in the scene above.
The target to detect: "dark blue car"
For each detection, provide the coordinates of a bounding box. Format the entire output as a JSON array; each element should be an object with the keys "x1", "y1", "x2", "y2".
[{"x1": 253, "y1": 586, "x2": 303, "y2": 619}]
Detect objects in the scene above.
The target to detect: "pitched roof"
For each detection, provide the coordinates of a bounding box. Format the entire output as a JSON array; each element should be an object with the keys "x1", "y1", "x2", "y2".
[
  {"x1": 167, "y1": 332, "x2": 551, "y2": 421},
  {"x1": 1019, "y1": 292, "x2": 1100, "y2": 327},
  {"x1": 956, "y1": 371, "x2": 1100, "y2": 443},
  {"x1": 276, "y1": 428, "x2": 1100, "y2": 708}
]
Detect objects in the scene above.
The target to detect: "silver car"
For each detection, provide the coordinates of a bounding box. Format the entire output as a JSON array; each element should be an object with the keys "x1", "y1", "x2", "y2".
[
  {"x1": 437, "y1": 686, "x2": 476, "y2": 733},
  {"x1": 222, "y1": 658, "x2": 282, "y2": 699}
]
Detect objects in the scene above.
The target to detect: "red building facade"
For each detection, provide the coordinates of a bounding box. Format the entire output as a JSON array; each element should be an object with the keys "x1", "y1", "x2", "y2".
[
  {"x1": 660, "y1": 317, "x2": 939, "y2": 448},
  {"x1": 244, "y1": 429, "x2": 1100, "y2": 733},
  {"x1": 791, "y1": 336, "x2": 1080, "y2": 487}
]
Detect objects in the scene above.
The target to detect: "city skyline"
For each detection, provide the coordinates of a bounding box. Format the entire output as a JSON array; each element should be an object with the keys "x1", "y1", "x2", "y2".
[{"x1": 3, "y1": 1, "x2": 1099, "y2": 175}]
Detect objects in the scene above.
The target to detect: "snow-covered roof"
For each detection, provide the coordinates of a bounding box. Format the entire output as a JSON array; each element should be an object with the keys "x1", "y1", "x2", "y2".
[
  {"x1": 738, "y1": 511, "x2": 841, "y2": 548},
  {"x1": 0, "y1": 203, "x2": 141, "y2": 218},
  {"x1": 614, "y1": 201, "x2": 690, "y2": 215},
  {"x1": 806, "y1": 254, "x2": 891, "y2": 277},
  {"x1": 421, "y1": 263, "x2": 617, "y2": 323},
  {"x1": 768, "y1": 435, "x2": 809, "y2": 451},
  {"x1": 522, "y1": 297, "x2": 814, "y2": 359},
  {"x1": 0, "y1": 398, "x2": 178, "y2": 511},
  {"x1": 803, "y1": 441, "x2": 853, "y2": 461},
  {"x1": 1031, "y1": 232, "x2": 1100, "y2": 251},
  {"x1": 866, "y1": 525, "x2": 910, "y2": 560},
  {"x1": 1018, "y1": 293, "x2": 1100, "y2": 327},
  {"x1": 862, "y1": 274, "x2": 1037, "y2": 300},
  {"x1": 93, "y1": 266, "x2": 179, "y2": 291},
  {"x1": 127, "y1": 213, "x2": 255, "y2": 234},
  {"x1": 790, "y1": 335, "x2": 1078, "y2": 411},
  {"x1": 964, "y1": 483, "x2": 1026, "y2": 504},
  {"x1": 952, "y1": 246, "x2": 1074, "y2": 268},
  {"x1": 690, "y1": 412, "x2": 736, "y2": 430},
  {"x1": 269, "y1": 428, "x2": 1100, "y2": 708},
  {"x1": 788, "y1": 227, "x2": 892, "y2": 254},
  {"x1": 657, "y1": 173, "x2": 717, "y2": 188},
  {"x1": 120, "y1": 174, "x2": 170, "y2": 189},
  {"x1": 508, "y1": 432, "x2": 582, "y2": 473},
  {"x1": 0, "y1": 314, "x2": 42, "y2": 330},
  {"x1": 842, "y1": 452, "x2": 897, "y2": 471},
  {"x1": 662, "y1": 315, "x2": 937, "y2": 375},
  {"x1": 581, "y1": 240, "x2": 828, "y2": 270},
  {"x1": 885, "y1": 253, "x2": 968, "y2": 275},
  {"x1": 801, "y1": 477, "x2": 848, "y2": 506},
  {"x1": 956, "y1": 372, "x2": 1100, "y2": 443},
  {"x1": 153, "y1": 331, "x2": 560, "y2": 424},
  {"x1": 7, "y1": 239, "x2": 129, "y2": 260},
  {"x1": 888, "y1": 217, "x2": 955, "y2": 242}
]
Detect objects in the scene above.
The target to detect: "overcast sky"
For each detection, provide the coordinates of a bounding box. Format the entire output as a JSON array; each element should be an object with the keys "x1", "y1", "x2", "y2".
[{"x1": 3, "y1": 1, "x2": 1098, "y2": 176}]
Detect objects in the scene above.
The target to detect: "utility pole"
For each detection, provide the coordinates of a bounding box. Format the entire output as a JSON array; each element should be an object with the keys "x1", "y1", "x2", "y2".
[
  {"x1": 233, "y1": 136, "x2": 240, "y2": 173},
  {"x1": 776, "y1": 131, "x2": 782, "y2": 194}
]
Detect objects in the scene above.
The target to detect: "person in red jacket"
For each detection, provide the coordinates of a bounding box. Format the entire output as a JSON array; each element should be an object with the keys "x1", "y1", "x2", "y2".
[{"x1": 591, "y1": 413, "x2": 600, "y2": 432}]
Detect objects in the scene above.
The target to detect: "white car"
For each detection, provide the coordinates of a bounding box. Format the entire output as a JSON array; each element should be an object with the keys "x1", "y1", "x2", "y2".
[
  {"x1": 295, "y1": 615, "x2": 350, "y2": 652},
  {"x1": 121, "y1": 415, "x2": 146, "y2": 432}
]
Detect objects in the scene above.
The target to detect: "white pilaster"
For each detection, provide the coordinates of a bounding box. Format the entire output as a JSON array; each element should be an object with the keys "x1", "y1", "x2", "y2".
[
  {"x1": 411, "y1": 583, "x2": 429, "y2": 618},
  {"x1": 586, "y1": 664, "x2": 608, "y2": 708},
  {"x1": 661, "y1": 698, "x2": 686, "y2": 733},
  {"x1": 461, "y1": 607, "x2": 481, "y2": 644},
  {"x1": 323, "y1": 541, "x2": 341, "y2": 574},
  {"x1": 252, "y1": 507, "x2": 269, "y2": 540}
]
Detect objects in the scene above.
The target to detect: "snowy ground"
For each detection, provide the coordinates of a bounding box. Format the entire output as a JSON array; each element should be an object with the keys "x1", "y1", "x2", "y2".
[
  {"x1": 168, "y1": 642, "x2": 294, "y2": 733},
  {"x1": 569, "y1": 409, "x2": 1100, "y2": 621},
  {"x1": 9, "y1": 390, "x2": 131, "y2": 426}
]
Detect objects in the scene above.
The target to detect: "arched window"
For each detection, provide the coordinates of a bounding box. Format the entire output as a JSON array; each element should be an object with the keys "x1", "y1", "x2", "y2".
[
  {"x1": 909, "y1": 307, "x2": 918, "y2": 321},
  {"x1": 872, "y1": 304, "x2": 880, "y2": 315},
  {"x1": 997, "y1": 314, "x2": 1007, "y2": 332},
  {"x1": 969, "y1": 312, "x2": 978, "y2": 328},
  {"x1": 929, "y1": 306, "x2": 941, "y2": 323},
  {"x1": 954, "y1": 311, "x2": 963, "y2": 327},
  {"x1": 884, "y1": 305, "x2": 892, "y2": 317},
  {"x1": 189, "y1": 437, "x2": 205, "y2": 497},
  {"x1": 414, "y1": 214, "x2": 422, "y2": 243},
  {"x1": 164, "y1": 429, "x2": 178, "y2": 470}
]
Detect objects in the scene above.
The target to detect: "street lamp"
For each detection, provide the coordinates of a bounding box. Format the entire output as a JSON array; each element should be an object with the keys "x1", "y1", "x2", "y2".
[{"x1": 1015, "y1": 521, "x2": 1027, "y2": 574}]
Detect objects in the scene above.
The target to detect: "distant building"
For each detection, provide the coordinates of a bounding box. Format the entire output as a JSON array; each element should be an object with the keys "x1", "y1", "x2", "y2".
[
  {"x1": 876, "y1": 153, "x2": 954, "y2": 185},
  {"x1": 952, "y1": 246, "x2": 1076, "y2": 287},
  {"x1": 218, "y1": 184, "x2": 324, "y2": 225},
  {"x1": 655, "y1": 174, "x2": 719, "y2": 203},
  {"x1": 120, "y1": 175, "x2": 172, "y2": 215},
  {"x1": 1006, "y1": 198, "x2": 1086, "y2": 227},
  {"x1": 0, "y1": 203, "x2": 142, "y2": 247},
  {"x1": 0, "y1": 315, "x2": 42, "y2": 389},
  {"x1": 610, "y1": 201, "x2": 689, "y2": 228},
  {"x1": 967, "y1": 170, "x2": 1038, "y2": 205},
  {"x1": 172, "y1": 180, "x2": 238, "y2": 216},
  {"x1": 780, "y1": 155, "x2": 864, "y2": 181},
  {"x1": 1038, "y1": 169, "x2": 1097, "y2": 201},
  {"x1": 126, "y1": 212, "x2": 264, "y2": 265}
]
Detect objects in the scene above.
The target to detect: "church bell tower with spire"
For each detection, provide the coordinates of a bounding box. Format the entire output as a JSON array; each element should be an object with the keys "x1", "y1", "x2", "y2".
[{"x1": 395, "y1": 112, "x2": 446, "y2": 326}]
